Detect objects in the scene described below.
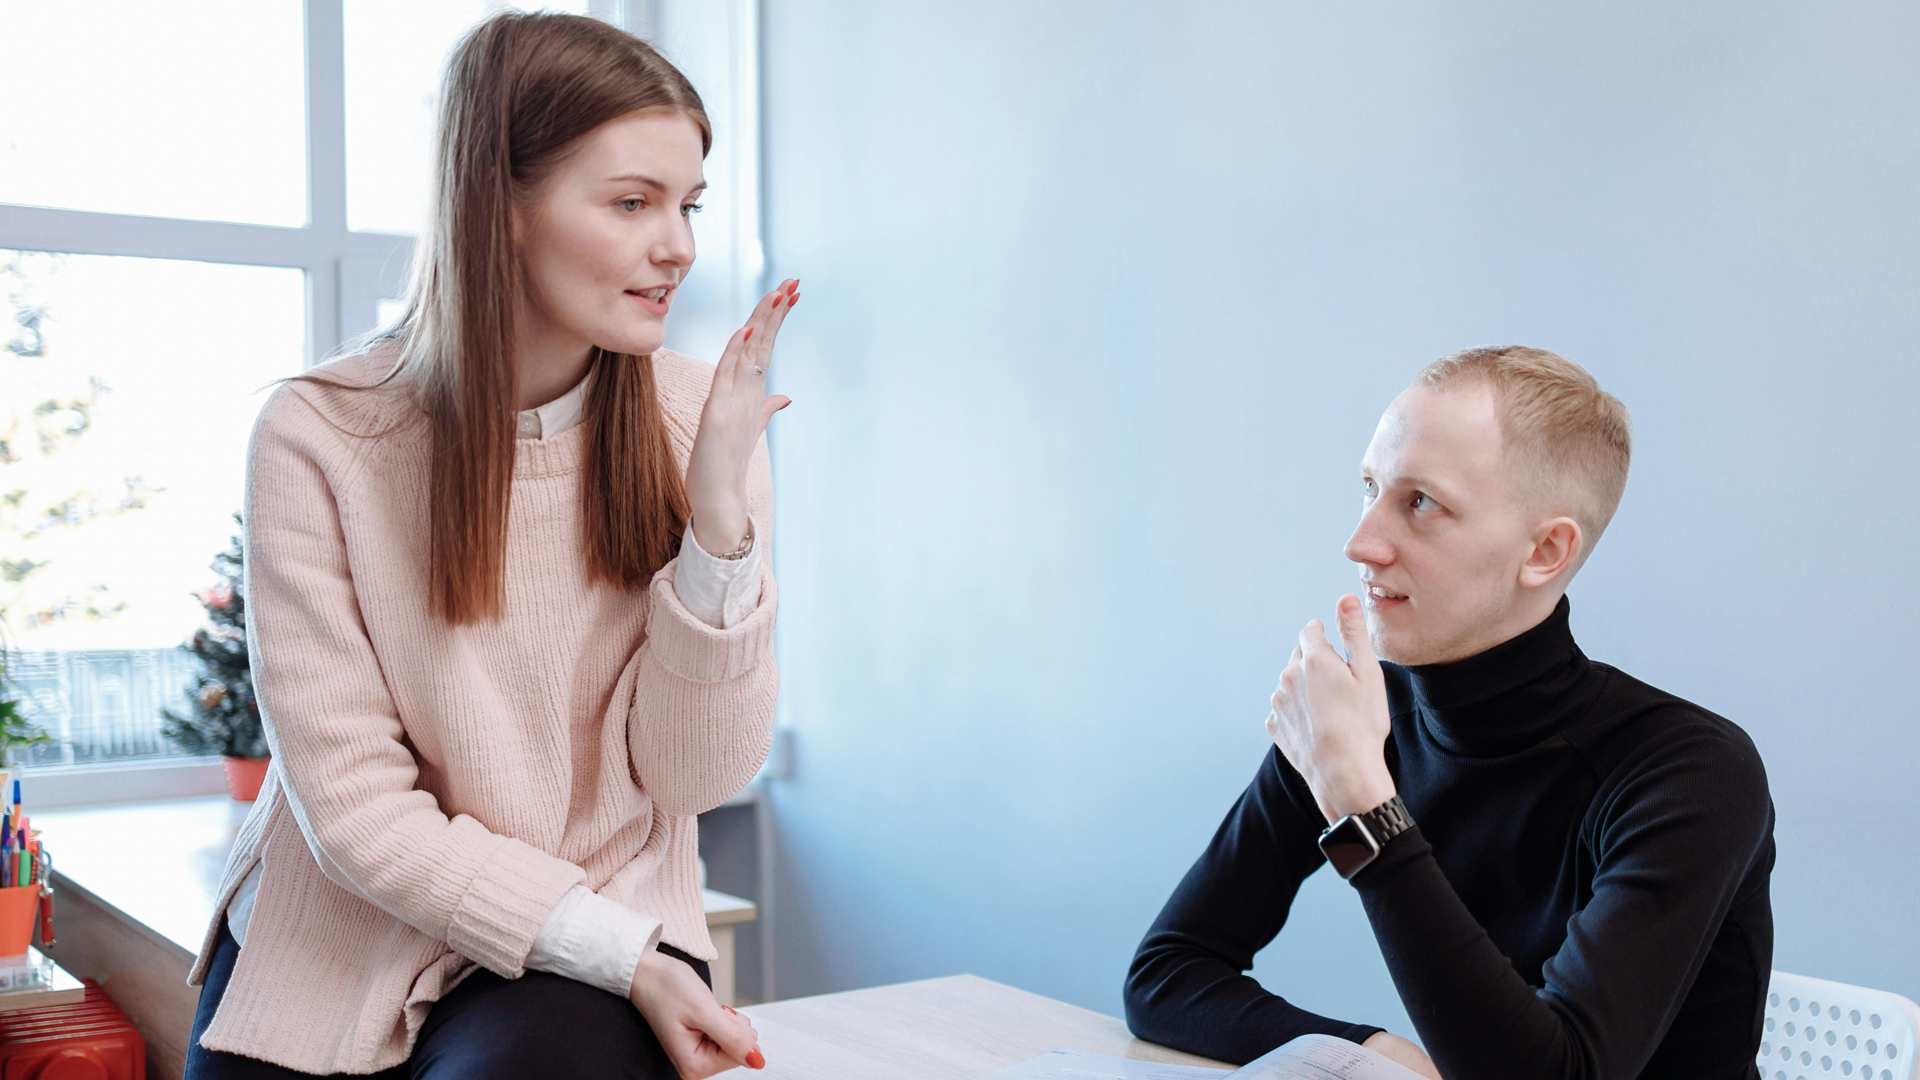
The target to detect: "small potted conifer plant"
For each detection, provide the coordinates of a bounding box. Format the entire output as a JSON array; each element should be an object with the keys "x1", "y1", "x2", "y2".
[{"x1": 162, "y1": 521, "x2": 270, "y2": 800}]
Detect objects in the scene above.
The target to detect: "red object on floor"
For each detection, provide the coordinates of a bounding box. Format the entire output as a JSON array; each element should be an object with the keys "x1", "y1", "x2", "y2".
[{"x1": 0, "y1": 978, "x2": 144, "y2": 1079}]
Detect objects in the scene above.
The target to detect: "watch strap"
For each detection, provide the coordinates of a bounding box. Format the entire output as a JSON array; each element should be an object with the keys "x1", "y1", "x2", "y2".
[{"x1": 1358, "y1": 794, "x2": 1414, "y2": 847}]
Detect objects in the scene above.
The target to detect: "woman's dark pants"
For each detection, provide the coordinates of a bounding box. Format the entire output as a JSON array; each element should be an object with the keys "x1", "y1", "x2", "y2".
[{"x1": 185, "y1": 918, "x2": 709, "y2": 1079}]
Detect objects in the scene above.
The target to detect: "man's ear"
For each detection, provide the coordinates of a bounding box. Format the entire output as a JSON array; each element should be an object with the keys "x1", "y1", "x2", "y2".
[{"x1": 1519, "y1": 516, "x2": 1583, "y2": 589}]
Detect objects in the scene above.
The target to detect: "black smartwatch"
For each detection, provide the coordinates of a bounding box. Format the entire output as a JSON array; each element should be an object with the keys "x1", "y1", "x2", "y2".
[{"x1": 1317, "y1": 795, "x2": 1414, "y2": 880}]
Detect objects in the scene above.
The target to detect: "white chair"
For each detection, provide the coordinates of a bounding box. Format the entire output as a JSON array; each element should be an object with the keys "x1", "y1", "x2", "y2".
[{"x1": 1759, "y1": 971, "x2": 1920, "y2": 1080}]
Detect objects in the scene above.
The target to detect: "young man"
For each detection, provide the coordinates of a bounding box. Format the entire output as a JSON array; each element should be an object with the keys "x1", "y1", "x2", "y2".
[{"x1": 1126, "y1": 348, "x2": 1774, "y2": 1080}]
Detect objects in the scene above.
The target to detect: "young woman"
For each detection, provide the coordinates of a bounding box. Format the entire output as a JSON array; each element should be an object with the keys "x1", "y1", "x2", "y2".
[{"x1": 184, "y1": 13, "x2": 793, "y2": 1079}]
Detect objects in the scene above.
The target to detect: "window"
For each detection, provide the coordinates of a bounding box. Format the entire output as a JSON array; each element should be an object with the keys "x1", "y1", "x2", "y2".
[
  {"x1": 3, "y1": 251, "x2": 304, "y2": 770},
  {"x1": 0, "y1": 0, "x2": 762, "y2": 801},
  {"x1": 0, "y1": 2, "x2": 308, "y2": 227}
]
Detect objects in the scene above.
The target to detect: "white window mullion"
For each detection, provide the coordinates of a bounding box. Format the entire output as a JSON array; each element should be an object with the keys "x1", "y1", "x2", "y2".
[
  {"x1": 306, "y1": 0, "x2": 350, "y2": 363},
  {"x1": 620, "y1": 0, "x2": 658, "y2": 38},
  {"x1": 337, "y1": 247, "x2": 408, "y2": 348},
  {"x1": 0, "y1": 204, "x2": 313, "y2": 268},
  {"x1": 651, "y1": 0, "x2": 765, "y2": 363},
  {"x1": 723, "y1": 0, "x2": 765, "y2": 312}
]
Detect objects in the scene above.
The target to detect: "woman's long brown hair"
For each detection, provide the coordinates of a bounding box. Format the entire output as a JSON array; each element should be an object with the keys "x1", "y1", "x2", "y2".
[{"x1": 376, "y1": 13, "x2": 706, "y2": 624}]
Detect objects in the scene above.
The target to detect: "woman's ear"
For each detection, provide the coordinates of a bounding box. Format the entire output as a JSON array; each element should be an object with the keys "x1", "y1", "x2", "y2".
[{"x1": 1519, "y1": 516, "x2": 1583, "y2": 589}]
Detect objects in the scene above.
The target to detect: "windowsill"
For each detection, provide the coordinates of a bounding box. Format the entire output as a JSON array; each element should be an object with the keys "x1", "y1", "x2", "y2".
[
  {"x1": 20, "y1": 759, "x2": 229, "y2": 810},
  {"x1": 39, "y1": 794, "x2": 243, "y2": 960},
  {"x1": 21, "y1": 759, "x2": 763, "y2": 813}
]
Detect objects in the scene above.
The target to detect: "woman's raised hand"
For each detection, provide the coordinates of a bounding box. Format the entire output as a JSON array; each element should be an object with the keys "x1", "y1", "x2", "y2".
[{"x1": 685, "y1": 279, "x2": 799, "y2": 555}]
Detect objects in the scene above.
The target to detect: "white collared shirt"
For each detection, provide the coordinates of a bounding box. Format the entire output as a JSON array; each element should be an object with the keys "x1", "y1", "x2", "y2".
[{"x1": 513, "y1": 375, "x2": 588, "y2": 441}]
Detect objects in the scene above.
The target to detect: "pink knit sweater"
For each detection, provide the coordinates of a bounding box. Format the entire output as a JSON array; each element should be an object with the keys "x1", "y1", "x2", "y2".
[{"x1": 188, "y1": 348, "x2": 777, "y2": 1074}]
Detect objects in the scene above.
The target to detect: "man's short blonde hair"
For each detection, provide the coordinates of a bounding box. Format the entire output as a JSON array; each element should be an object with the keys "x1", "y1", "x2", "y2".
[{"x1": 1418, "y1": 346, "x2": 1632, "y2": 554}]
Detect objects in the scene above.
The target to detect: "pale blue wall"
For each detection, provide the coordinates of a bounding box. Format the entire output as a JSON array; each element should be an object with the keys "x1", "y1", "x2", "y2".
[{"x1": 755, "y1": 0, "x2": 1920, "y2": 1035}]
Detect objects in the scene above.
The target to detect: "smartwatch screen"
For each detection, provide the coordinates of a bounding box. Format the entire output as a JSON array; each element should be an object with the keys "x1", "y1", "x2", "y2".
[{"x1": 1320, "y1": 816, "x2": 1382, "y2": 879}]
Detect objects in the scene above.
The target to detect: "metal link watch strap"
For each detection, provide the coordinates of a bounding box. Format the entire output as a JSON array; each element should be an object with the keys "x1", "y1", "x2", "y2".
[
  {"x1": 1359, "y1": 794, "x2": 1414, "y2": 847},
  {"x1": 692, "y1": 517, "x2": 756, "y2": 561},
  {"x1": 1317, "y1": 793, "x2": 1417, "y2": 881}
]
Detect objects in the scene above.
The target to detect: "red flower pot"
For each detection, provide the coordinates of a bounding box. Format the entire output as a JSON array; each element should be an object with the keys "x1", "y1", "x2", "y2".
[{"x1": 222, "y1": 756, "x2": 270, "y2": 802}]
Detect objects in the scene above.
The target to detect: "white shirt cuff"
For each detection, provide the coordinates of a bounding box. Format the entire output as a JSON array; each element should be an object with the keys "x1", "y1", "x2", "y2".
[
  {"x1": 672, "y1": 520, "x2": 763, "y2": 629},
  {"x1": 524, "y1": 884, "x2": 662, "y2": 997}
]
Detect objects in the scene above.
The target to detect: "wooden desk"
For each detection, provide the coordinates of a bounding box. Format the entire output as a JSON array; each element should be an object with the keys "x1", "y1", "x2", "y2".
[{"x1": 740, "y1": 974, "x2": 1231, "y2": 1079}]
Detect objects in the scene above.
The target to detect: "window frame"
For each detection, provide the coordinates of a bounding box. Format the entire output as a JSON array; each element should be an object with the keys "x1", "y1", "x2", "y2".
[{"x1": 0, "y1": 0, "x2": 762, "y2": 803}]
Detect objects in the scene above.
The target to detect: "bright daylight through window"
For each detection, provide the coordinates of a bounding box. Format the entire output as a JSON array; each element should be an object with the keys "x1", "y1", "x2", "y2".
[{"x1": 0, "y1": 253, "x2": 303, "y2": 768}]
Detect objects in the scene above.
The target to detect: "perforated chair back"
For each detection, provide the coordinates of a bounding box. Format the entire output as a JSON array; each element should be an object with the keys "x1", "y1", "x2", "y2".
[{"x1": 1760, "y1": 971, "x2": 1920, "y2": 1080}]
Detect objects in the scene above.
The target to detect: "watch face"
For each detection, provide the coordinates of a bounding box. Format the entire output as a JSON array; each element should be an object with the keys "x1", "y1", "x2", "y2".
[{"x1": 1320, "y1": 816, "x2": 1381, "y2": 879}]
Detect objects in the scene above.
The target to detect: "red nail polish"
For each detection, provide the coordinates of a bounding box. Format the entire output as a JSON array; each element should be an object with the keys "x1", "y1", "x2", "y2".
[
  {"x1": 743, "y1": 328, "x2": 753, "y2": 341},
  {"x1": 746, "y1": 1049, "x2": 766, "y2": 1069}
]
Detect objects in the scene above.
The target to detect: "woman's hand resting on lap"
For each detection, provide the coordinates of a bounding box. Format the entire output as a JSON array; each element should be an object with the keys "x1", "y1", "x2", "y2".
[
  {"x1": 1363, "y1": 1031, "x2": 1441, "y2": 1079},
  {"x1": 684, "y1": 279, "x2": 799, "y2": 555},
  {"x1": 628, "y1": 947, "x2": 764, "y2": 1077}
]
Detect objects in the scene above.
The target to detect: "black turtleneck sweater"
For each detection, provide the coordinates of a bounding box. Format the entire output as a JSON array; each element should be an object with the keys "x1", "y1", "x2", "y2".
[{"x1": 1125, "y1": 599, "x2": 1775, "y2": 1080}]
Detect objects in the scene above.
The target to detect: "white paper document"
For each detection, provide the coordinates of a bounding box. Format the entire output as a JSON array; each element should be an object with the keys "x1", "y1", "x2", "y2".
[
  {"x1": 1225, "y1": 1034, "x2": 1426, "y2": 1079},
  {"x1": 977, "y1": 1049, "x2": 1229, "y2": 1080},
  {"x1": 980, "y1": 1034, "x2": 1425, "y2": 1080}
]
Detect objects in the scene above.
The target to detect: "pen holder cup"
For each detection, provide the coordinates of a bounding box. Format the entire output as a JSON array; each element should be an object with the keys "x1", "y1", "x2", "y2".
[{"x1": 0, "y1": 886, "x2": 39, "y2": 955}]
